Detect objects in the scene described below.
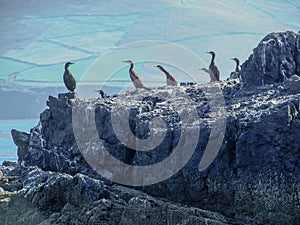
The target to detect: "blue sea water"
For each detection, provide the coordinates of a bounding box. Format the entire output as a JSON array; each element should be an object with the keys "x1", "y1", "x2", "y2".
[{"x1": 0, "y1": 119, "x2": 38, "y2": 165}]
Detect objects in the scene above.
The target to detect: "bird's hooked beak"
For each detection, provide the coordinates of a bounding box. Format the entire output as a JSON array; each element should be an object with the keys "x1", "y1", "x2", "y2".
[
  {"x1": 206, "y1": 52, "x2": 212, "y2": 55},
  {"x1": 123, "y1": 60, "x2": 131, "y2": 64},
  {"x1": 65, "y1": 62, "x2": 74, "y2": 68}
]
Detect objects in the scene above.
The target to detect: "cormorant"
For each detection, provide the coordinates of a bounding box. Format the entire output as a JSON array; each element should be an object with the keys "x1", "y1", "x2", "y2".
[
  {"x1": 230, "y1": 58, "x2": 241, "y2": 73},
  {"x1": 228, "y1": 58, "x2": 241, "y2": 79},
  {"x1": 94, "y1": 89, "x2": 109, "y2": 99},
  {"x1": 123, "y1": 60, "x2": 150, "y2": 90},
  {"x1": 207, "y1": 51, "x2": 220, "y2": 81},
  {"x1": 154, "y1": 65, "x2": 178, "y2": 86},
  {"x1": 199, "y1": 68, "x2": 217, "y2": 82},
  {"x1": 63, "y1": 62, "x2": 76, "y2": 92}
]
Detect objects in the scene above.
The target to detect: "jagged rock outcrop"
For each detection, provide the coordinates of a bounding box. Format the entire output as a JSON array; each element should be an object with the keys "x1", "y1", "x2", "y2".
[
  {"x1": 0, "y1": 164, "x2": 228, "y2": 225},
  {"x1": 9, "y1": 31, "x2": 300, "y2": 224},
  {"x1": 11, "y1": 129, "x2": 30, "y2": 160},
  {"x1": 241, "y1": 30, "x2": 300, "y2": 89}
]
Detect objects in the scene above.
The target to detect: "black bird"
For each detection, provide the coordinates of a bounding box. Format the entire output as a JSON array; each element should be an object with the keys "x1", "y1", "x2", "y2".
[
  {"x1": 94, "y1": 89, "x2": 109, "y2": 99},
  {"x1": 199, "y1": 68, "x2": 217, "y2": 82},
  {"x1": 207, "y1": 51, "x2": 220, "y2": 81},
  {"x1": 154, "y1": 65, "x2": 178, "y2": 86},
  {"x1": 228, "y1": 58, "x2": 241, "y2": 79},
  {"x1": 63, "y1": 62, "x2": 76, "y2": 92},
  {"x1": 230, "y1": 57, "x2": 241, "y2": 73},
  {"x1": 123, "y1": 60, "x2": 150, "y2": 90}
]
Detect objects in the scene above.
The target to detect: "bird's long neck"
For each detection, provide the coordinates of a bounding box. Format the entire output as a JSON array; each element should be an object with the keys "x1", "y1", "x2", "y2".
[
  {"x1": 210, "y1": 54, "x2": 215, "y2": 65},
  {"x1": 203, "y1": 68, "x2": 210, "y2": 73},
  {"x1": 129, "y1": 63, "x2": 134, "y2": 72},
  {"x1": 65, "y1": 65, "x2": 70, "y2": 72},
  {"x1": 159, "y1": 66, "x2": 170, "y2": 76},
  {"x1": 235, "y1": 60, "x2": 240, "y2": 72}
]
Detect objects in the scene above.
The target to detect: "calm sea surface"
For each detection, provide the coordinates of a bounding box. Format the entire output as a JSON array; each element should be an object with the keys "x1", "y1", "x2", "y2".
[{"x1": 0, "y1": 119, "x2": 38, "y2": 165}]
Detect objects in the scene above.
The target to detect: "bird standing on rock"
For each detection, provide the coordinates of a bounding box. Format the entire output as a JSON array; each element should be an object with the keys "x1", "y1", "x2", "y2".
[
  {"x1": 207, "y1": 51, "x2": 220, "y2": 81},
  {"x1": 199, "y1": 68, "x2": 217, "y2": 82},
  {"x1": 154, "y1": 65, "x2": 178, "y2": 86},
  {"x1": 94, "y1": 89, "x2": 109, "y2": 99},
  {"x1": 229, "y1": 58, "x2": 241, "y2": 79},
  {"x1": 63, "y1": 62, "x2": 76, "y2": 92},
  {"x1": 230, "y1": 58, "x2": 241, "y2": 73},
  {"x1": 123, "y1": 60, "x2": 150, "y2": 90}
]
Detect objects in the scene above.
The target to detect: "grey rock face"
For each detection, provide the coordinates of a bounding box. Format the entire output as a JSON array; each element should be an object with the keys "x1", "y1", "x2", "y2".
[
  {"x1": 240, "y1": 31, "x2": 300, "y2": 89},
  {"x1": 284, "y1": 74, "x2": 300, "y2": 94},
  {"x1": 10, "y1": 31, "x2": 300, "y2": 224},
  {"x1": 11, "y1": 129, "x2": 30, "y2": 159},
  {"x1": 16, "y1": 83, "x2": 300, "y2": 224},
  {"x1": 0, "y1": 165, "x2": 228, "y2": 225}
]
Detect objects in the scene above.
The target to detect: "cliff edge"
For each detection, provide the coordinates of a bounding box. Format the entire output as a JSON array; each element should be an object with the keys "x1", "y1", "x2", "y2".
[{"x1": 4, "y1": 31, "x2": 300, "y2": 224}]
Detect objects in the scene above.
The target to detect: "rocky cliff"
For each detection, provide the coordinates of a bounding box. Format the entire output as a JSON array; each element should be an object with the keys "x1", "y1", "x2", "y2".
[
  {"x1": 240, "y1": 30, "x2": 300, "y2": 89},
  {"x1": 0, "y1": 162, "x2": 228, "y2": 225},
  {"x1": 4, "y1": 31, "x2": 300, "y2": 224}
]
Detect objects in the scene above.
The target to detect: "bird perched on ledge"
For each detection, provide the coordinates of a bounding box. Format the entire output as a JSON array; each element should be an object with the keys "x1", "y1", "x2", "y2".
[
  {"x1": 229, "y1": 58, "x2": 241, "y2": 80},
  {"x1": 207, "y1": 51, "x2": 220, "y2": 81},
  {"x1": 94, "y1": 89, "x2": 109, "y2": 99},
  {"x1": 230, "y1": 57, "x2": 241, "y2": 73},
  {"x1": 123, "y1": 60, "x2": 150, "y2": 90},
  {"x1": 63, "y1": 62, "x2": 76, "y2": 92},
  {"x1": 199, "y1": 68, "x2": 217, "y2": 82},
  {"x1": 154, "y1": 65, "x2": 178, "y2": 86}
]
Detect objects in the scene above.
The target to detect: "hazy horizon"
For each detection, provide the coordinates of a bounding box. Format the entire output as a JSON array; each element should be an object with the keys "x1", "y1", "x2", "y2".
[{"x1": 0, "y1": 0, "x2": 299, "y2": 120}]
